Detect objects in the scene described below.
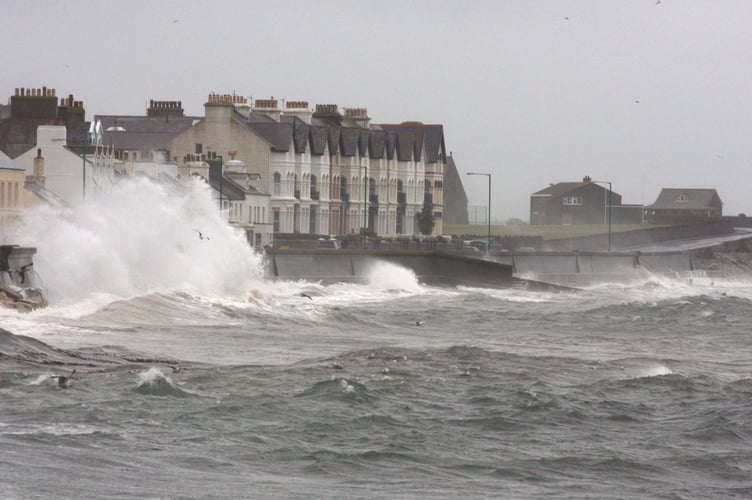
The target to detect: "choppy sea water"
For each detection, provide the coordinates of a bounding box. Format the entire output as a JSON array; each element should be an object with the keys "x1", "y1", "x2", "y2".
[
  {"x1": 2, "y1": 179, "x2": 752, "y2": 498},
  {"x1": 3, "y1": 270, "x2": 752, "y2": 499}
]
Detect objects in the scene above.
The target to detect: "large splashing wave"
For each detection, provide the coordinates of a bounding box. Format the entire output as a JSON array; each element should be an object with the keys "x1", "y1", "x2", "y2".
[{"x1": 8, "y1": 177, "x2": 265, "y2": 306}]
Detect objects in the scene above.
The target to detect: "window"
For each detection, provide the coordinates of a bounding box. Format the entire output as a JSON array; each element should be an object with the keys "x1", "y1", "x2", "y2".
[
  {"x1": 676, "y1": 194, "x2": 688, "y2": 203},
  {"x1": 273, "y1": 209, "x2": 280, "y2": 232},
  {"x1": 563, "y1": 196, "x2": 583, "y2": 206},
  {"x1": 273, "y1": 173, "x2": 281, "y2": 195},
  {"x1": 195, "y1": 143, "x2": 202, "y2": 154}
]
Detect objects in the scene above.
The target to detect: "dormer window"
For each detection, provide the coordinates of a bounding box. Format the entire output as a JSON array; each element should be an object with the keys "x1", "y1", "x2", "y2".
[{"x1": 676, "y1": 194, "x2": 688, "y2": 203}]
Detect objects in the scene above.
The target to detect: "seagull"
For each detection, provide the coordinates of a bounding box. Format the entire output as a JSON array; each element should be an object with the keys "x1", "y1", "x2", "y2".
[
  {"x1": 55, "y1": 369, "x2": 76, "y2": 389},
  {"x1": 415, "y1": 321, "x2": 425, "y2": 326},
  {"x1": 300, "y1": 293, "x2": 313, "y2": 301},
  {"x1": 194, "y1": 229, "x2": 210, "y2": 240}
]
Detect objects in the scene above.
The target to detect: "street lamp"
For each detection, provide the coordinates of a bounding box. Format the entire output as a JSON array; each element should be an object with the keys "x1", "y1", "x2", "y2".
[
  {"x1": 359, "y1": 165, "x2": 368, "y2": 249},
  {"x1": 219, "y1": 154, "x2": 223, "y2": 216},
  {"x1": 466, "y1": 172, "x2": 492, "y2": 253},
  {"x1": 593, "y1": 180, "x2": 612, "y2": 252},
  {"x1": 82, "y1": 140, "x2": 86, "y2": 202}
]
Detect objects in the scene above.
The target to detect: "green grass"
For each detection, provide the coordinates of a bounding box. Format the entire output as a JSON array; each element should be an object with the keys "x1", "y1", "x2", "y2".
[{"x1": 443, "y1": 224, "x2": 659, "y2": 240}]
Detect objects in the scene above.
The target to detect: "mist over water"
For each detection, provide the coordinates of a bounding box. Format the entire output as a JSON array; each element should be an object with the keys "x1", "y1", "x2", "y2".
[{"x1": 2, "y1": 177, "x2": 752, "y2": 498}]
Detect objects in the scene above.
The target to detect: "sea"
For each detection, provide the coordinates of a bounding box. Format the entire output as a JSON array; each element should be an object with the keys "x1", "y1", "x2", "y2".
[{"x1": 1, "y1": 178, "x2": 752, "y2": 499}]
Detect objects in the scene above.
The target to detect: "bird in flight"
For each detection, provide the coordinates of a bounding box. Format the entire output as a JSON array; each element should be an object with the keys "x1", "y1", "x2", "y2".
[
  {"x1": 415, "y1": 321, "x2": 425, "y2": 326},
  {"x1": 300, "y1": 293, "x2": 313, "y2": 301},
  {"x1": 194, "y1": 229, "x2": 210, "y2": 240}
]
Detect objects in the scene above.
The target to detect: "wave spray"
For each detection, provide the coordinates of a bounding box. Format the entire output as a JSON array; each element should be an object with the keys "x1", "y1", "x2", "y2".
[{"x1": 10, "y1": 177, "x2": 265, "y2": 305}]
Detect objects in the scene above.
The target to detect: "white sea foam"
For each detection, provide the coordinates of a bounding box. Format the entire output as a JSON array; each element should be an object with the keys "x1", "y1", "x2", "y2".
[
  {"x1": 365, "y1": 261, "x2": 424, "y2": 292},
  {"x1": 8, "y1": 177, "x2": 265, "y2": 307},
  {"x1": 634, "y1": 364, "x2": 674, "y2": 378},
  {"x1": 0, "y1": 423, "x2": 102, "y2": 436},
  {"x1": 137, "y1": 367, "x2": 171, "y2": 387}
]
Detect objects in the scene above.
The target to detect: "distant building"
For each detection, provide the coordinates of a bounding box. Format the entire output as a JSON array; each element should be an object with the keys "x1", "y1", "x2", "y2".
[
  {"x1": 644, "y1": 188, "x2": 722, "y2": 223},
  {"x1": 0, "y1": 87, "x2": 88, "y2": 159},
  {"x1": 95, "y1": 99, "x2": 198, "y2": 179},
  {"x1": 530, "y1": 176, "x2": 642, "y2": 225},
  {"x1": 13, "y1": 125, "x2": 115, "y2": 206}
]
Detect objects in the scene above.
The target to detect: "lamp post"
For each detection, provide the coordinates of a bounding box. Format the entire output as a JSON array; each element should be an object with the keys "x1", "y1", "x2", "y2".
[
  {"x1": 219, "y1": 154, "x2": 223, "y2": 216},
  {"x1": 82, "y1": 140, "x2": 86, "y2": 202},
  {"x1": 360, "y1": 165, "x2": 368, "y2": 249},
  {"x1": 593, "y1": 180, "x2": 612, "y2": 252},
  {"x1": 466, "y1": 172, "x2": 491, "y2": 253}
]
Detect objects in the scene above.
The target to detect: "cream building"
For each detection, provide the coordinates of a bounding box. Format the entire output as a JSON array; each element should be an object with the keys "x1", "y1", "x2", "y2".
[{"x1": 168, "y1": 94, "x2": 446, "y2": 239}]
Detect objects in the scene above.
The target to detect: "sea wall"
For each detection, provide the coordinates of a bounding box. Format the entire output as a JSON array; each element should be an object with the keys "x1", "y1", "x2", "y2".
[
  {"x1": 264, "y1": 249, "x2": 696, "y2": 289},
  {"x1": 266, "y1": 250, "x2": 515, "y2": 288}
]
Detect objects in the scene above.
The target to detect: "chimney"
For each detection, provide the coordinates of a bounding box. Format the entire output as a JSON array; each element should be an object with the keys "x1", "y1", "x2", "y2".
[
  {"x1": 344, "y1": 107, "x2": 370, "y2": 129},
  {"x1": 252, "y1": 97, "x2": 281, "y2": 121},
  {"x1": 313, "y1": 103, "x2": 342, "y2": 121},
  {"x1": 31, "y1": 148, "x2": 46, "y2": 185},
  {"x1": 284, "y1": 100, "x2": 312, "y2": 124},
  {"x1": 147, "y1": 99, "x2": 185, "y2": 118},
  {"x1": 232, "y1": 95, "x2": 251, "y2": 119},
  {"x1": 9, "y1": 86, "x2": 58, "y2": 119}
]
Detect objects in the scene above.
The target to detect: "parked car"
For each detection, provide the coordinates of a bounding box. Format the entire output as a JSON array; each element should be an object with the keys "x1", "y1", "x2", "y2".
[{"x1": 317, "y1": 238, "x2": 340, "y2": 250}]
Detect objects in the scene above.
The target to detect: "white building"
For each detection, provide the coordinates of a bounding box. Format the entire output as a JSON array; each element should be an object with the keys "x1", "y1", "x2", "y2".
[{"x1": 14, "y1": 125, "x2": 115, "y2": 206}]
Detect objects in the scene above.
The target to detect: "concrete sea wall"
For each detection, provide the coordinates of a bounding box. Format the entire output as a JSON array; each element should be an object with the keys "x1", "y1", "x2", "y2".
[
  {"x1": 266, "y1": 250, "x2": 515, "y2": 288},
  {"x1": 264, "y1": 249, "x2": 697, "y2": 289}
]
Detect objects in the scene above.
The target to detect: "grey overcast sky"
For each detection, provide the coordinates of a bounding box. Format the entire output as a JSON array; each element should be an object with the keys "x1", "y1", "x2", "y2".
[{"x1": 3, "y1": 0, "x2": 751, "y2": 221}]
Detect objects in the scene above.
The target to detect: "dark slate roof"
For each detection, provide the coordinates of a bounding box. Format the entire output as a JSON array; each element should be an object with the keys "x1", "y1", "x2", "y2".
[
  {"x1": 207, "y1": 161, "x2": 246, "y2": 200},
  {"x1": 532, "y1": 182, "x2": 587, "y2": 198},
  {"x1": 96, "y1": 114, "x2": 197, "y2": 151},
  {"x1": 327, "y1": 126, "x2": 341, "y2": 155},
  {"x1": 339, "y1": 127, "x2": 361, "y2": 157},
  {"x1": 358, "y1": 129, "x2": 369, "y2": 157},
  {"x1": 379, "y1": 123, "x2": 445, "y2": 163},
  {"x1": 245, "y1": 120, "x2": 293, "y2": 152},
  {"x1": 532, "y1": 180, "x2": 624, "y2": 201},
  {"x1": 368, "y1": 130, "x2": 387, "y2": 159},
  {"x1": 290, "y1": 118, "x2": 310, "y2": 155},
  {"x1": 385, "y1": 130, "x2": 397, "y2": 159},
  {"x1": 309, "y1": 125, "x2": 329, "y2": 155},
  {"x1": 0, "y1": 118, "x2": 47, "y2": 158},
  {"x1": 646, "y1": 188, "x2": 722, "y2": 210}
]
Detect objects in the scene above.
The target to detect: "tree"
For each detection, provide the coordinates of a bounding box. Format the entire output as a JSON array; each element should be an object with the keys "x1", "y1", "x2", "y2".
[{"x1": 417, "y1": 197, "x2": 436, "y2": 235}]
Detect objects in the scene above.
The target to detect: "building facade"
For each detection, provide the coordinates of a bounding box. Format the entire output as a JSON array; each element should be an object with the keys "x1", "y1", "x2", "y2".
[
  {"x1": 168, "y1": 94, "x2": 447, "y2": 239},
  {"x1": 644, "y1": 188, "x2": 723, "y2": 223},
  {"x1": 530, "y1": 176, "x2": 642, "y2": 225}
]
